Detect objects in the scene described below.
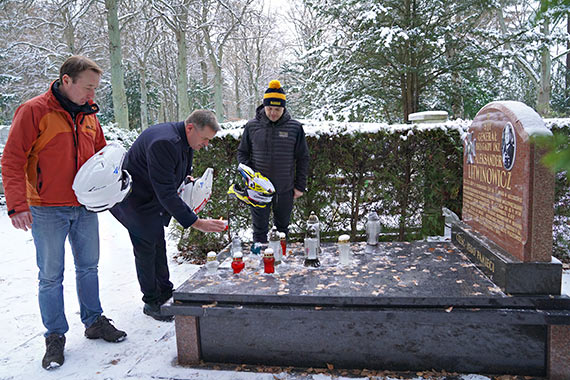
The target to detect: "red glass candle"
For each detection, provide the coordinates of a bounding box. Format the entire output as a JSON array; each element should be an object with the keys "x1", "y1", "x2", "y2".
[{"x1": 263, "y1": 248, "x2": 275, "y2": 274}]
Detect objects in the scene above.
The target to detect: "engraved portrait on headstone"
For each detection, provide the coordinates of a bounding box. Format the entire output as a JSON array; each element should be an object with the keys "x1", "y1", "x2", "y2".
[{"x1": 501, "y1": 122, "x2": 515, "y2": 170}]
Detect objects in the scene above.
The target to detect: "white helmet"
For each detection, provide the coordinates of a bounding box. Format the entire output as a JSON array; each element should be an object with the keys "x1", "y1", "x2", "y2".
[
  {"x1": 177, "y1": 168, "x2": 213, "y2": 214},
  {"x1": 72, "y1": 142, "x2": 132, "y2": 212}
]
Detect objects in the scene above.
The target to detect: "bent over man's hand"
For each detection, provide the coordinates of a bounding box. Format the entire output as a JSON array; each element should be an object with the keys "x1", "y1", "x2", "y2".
[
  {"x1": 11, "y1": 211, "x2": 33, "y2": 231},
  {"x1": 191, "y1": 218, "x2": 227, "y2": 233}
]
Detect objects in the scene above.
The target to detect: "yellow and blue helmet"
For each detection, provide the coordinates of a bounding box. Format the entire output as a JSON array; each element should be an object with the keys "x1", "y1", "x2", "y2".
[{"x1": 227, "y1": 163, "x2": 275, "y2": 208}]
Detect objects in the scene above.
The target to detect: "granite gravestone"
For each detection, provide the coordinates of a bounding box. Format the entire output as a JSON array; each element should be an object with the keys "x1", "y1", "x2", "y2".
[{"x1": 453, "y1": 101, "x2": 561, "y2": 294}]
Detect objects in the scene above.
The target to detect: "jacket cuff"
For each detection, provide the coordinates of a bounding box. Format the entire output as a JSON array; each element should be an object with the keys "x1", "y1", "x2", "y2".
[
  {"x1": 8, "y1": 204, "x2": 31, "y2": 217},
  {"x1": 294, "y1": 184, "x2": 306, "y2": 193},
  {"x1": 179, "y1": 211, "x2": 198, "y2": 229}
]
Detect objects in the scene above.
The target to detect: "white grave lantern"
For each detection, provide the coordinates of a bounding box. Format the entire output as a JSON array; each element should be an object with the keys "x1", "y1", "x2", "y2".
[
  {"x1": 205, "y1": 251, "x2": 219, "y2": 274},
  {"x1": 337, "y1": 234, "x2": 351, "y2": 266},
  {"x1": 366, "y1": 211, "x2": 381, "y2": 246},
  {"x1": 268, "y1": 226, "x2": 282, "y2": 265}
]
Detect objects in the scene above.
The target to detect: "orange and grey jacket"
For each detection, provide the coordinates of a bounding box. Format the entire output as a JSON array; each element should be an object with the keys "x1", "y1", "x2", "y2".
[{"x1": 1, "y1": 82, "x2": 106, "y2": 217}]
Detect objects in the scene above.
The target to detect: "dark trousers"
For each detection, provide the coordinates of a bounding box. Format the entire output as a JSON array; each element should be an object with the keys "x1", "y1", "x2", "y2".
[
  {"x1": 128, "y1": 230, "x2": 173, "y2": 305},
  {"x1": 251, "y1": 190, "x2": 294, "y2": 243}
]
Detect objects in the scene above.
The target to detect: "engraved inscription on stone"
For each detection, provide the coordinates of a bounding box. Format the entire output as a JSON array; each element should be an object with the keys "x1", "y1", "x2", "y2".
[{"x1": 462, "y1": 101, "x2": 553, "y2": 262}]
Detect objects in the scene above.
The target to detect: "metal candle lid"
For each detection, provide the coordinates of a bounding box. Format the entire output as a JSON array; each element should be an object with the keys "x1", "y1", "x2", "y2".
[
  {"x1": 269, "y1": 226, "x2": 280, "y2": 241},
  {"x1": 206, "y1": 251, "x2": 217, "y2": 261},
  {"x1": 263, "y1": 248, "x2": 274, "y2": 258},
  {"x1": 367, "y1": 211, "x2": 379, "y2": 221},
  {"x1": 308, "y1": 211, "x2": 319, "y2": 223}
]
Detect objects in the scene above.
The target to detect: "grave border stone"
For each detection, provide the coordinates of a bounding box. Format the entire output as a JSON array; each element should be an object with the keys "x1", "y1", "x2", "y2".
[{"x1": 452, "y1": 220, "x2": 562, "y2": 294}]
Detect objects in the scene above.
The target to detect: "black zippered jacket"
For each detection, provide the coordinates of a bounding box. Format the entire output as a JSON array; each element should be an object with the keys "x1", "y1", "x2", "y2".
[{"x1": 237, "y1": 105, "x2": 309, "y2": 194}]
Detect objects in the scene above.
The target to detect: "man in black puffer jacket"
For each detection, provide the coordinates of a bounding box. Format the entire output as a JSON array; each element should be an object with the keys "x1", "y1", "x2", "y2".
[{"x1": 237, "y1": 80, "x2": 310, "y2": 243}]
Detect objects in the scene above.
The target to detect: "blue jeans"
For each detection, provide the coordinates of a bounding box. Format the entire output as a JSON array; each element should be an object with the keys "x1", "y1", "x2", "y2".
[{"x1": 30, "y1": 206, "x2": 103, "y2": 337}]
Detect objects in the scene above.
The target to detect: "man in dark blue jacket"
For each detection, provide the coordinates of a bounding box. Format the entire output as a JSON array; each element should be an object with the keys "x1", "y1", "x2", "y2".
[
  {"x1": 237, "y1": 80, "x2": 310, "y2": 243},
  {"x1": 111, "y1": 110, "x2": 227, "y2": 321}
]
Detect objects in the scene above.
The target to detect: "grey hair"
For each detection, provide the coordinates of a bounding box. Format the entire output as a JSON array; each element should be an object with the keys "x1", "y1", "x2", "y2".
[{"x1": 185, "y1": 110, "x2": 220, "y2": 132}]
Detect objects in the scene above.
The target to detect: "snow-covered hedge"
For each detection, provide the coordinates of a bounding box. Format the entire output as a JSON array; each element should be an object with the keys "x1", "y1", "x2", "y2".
[
  {"x1": 218, "y1": 118, "x2": 570, "y2": 140},
  {"x1": 0, "y1": 117, "x2": 568, "y2": 152}
]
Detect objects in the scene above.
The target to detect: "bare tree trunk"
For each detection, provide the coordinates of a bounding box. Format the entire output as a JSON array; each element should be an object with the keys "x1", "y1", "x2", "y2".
[
  {"x1": 451, "y1": 72, "x2": 464, "y2": 119},
  {"x1": 212, "y1": 59, "x2": 224, "y2": 122},
  {"x1": 175, "y1": 12, "x2": 190, "y2": 120},
  {"x1": 537, "y1": 16, "x2": 552, "y2": 116},
  {"x1": 195, "y1": 38, "x2": 209, "y2": 88},
  {"x1": 61, "y1": 6, "x2": 76, "y2": 54},
  {"x1": 233, "y1": 59, "x2": 242, "y2": 119},
  {"x1": 105, "y1": 0, "x2": 129, "y2": 129},
  {"x1": 564, "y1": 13, "x2": 570, "y2": 109},
  {"x1": 139, "y1": 67, "x2": 149, "y2": 131},
  {"x1": 448, "y1": 15, "x2": 463, "y2": 119},
  {"x1": 566, "y1": 14, "x2": 569, "y2": 111},
  {"x1": 400, "y1": 0, "x2": 418, "y2": 122}
]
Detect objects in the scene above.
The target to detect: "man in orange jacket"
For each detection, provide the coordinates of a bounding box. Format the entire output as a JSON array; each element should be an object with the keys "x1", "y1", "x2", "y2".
[{"x1": 1, "y1": 56, "x2": 126, "y2": 370}]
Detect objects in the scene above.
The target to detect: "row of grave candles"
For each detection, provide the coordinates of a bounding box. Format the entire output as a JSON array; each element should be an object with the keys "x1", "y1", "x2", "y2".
[{"x1": 205, "y1": 211, "x2": 383, "y2": 275}]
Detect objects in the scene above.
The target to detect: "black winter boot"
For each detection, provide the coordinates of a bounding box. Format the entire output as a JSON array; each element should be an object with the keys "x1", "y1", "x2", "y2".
[
  {"x1": 84, "y1": 315, "x2": 127, "y2": 342},
  {"x1": 42, "y1": 333, "x2": 65, "y2": 370},
  {"x1": 143, "y1": 302, "x2": 174, "y2": 322}
]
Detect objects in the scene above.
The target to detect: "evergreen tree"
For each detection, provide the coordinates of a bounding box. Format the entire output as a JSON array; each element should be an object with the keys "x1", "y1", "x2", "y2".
[{"x1": 287, "y1": 0, "x2": 510, "y2": 122}]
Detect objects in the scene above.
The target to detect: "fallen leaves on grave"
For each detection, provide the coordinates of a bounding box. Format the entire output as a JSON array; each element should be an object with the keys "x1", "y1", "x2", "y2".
[
  {"x1": 445, "y1": 306, "x2": 453, "y2": 313},
  {"x1": 202, "y1": 302, "x2": 218, "y2": 308},
  {"x1": 449, "y1": 267, "x2": 458, "y2": 272},
  {"x1": 326, "y1": 363, "x2": 334, "y2": 370}
]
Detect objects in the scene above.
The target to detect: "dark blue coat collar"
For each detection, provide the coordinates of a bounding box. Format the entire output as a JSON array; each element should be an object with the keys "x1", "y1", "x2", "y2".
[{"x1": 175, "y1": 121, "x2": 190, "y2": 147}]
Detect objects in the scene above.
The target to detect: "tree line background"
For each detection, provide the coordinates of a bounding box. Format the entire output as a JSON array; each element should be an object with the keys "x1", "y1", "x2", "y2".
[{"x1": 0, "y1": 0, "x2": 568, "y2": 129}]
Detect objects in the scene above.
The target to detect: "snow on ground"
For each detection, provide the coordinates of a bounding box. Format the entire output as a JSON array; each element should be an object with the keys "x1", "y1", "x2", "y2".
[{"x1": 0, "y1": 208, "x2": 567, "y2": 380}]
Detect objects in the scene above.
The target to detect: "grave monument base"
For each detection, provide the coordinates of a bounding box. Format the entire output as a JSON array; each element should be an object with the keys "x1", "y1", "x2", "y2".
[
  {"x1": 452, "y1": 221, "x2": 562, "y2": 295},
  {"x1": 165, "y1": 242, "x2": 570, "y2": 378}
]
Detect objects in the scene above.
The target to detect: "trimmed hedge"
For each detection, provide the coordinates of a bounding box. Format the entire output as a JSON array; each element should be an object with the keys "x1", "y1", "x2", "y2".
[
  {"x1": 170, "y1": 120, "x2": 569, "y2": 263},
  {"x1": 173, "y1": 124, "x2": 465, "y2": 255}
]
